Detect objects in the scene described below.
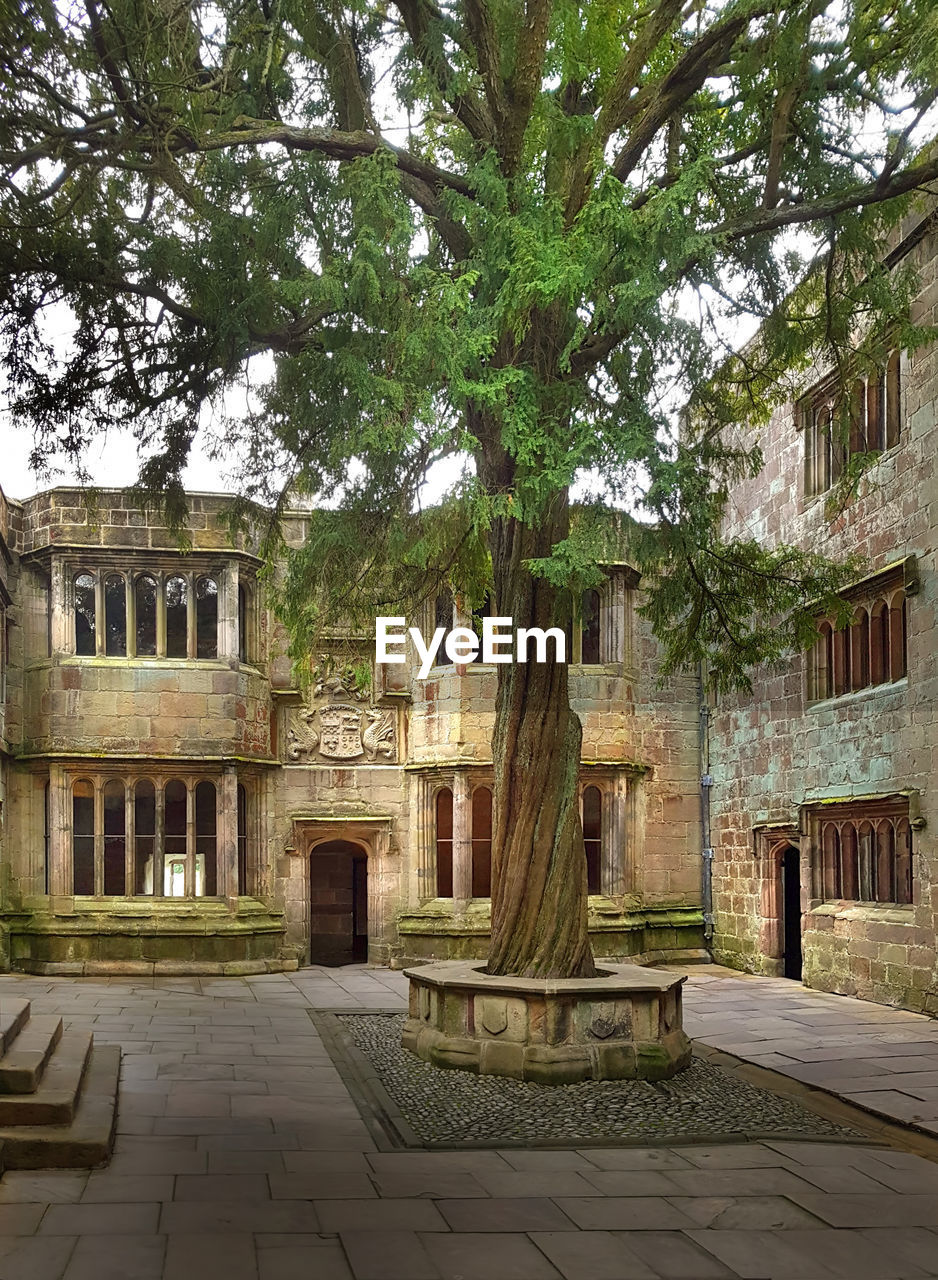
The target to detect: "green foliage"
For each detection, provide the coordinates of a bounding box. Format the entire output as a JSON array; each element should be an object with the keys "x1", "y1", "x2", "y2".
[{"x1": 1, "y1": 0, "x2": 936, "y2": 689}]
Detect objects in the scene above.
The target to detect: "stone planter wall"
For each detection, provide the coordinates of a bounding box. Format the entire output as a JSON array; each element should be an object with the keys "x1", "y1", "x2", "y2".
[{"x1": 402, "y1": 960, "x2": 691, "y2": 1084}]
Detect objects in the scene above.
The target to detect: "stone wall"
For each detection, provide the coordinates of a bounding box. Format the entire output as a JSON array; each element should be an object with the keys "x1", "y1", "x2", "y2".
[
  {"x1": 708, "y1": 215, "x2": 938, "y2": 1013},
  {"x1": 0, "y1": 484, "x2": 707, "y2": 974}
]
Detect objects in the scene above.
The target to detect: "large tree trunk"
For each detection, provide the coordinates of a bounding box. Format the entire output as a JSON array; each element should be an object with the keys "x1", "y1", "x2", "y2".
[{"x1": 485, "y1": 490, "x2": 597, "y2": 979}]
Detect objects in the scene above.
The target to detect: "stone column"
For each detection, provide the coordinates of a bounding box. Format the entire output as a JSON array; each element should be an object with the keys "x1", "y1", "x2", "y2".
[
  {"x1": 221, "y1": 563, "x2": 239, "y2": 663},
  {"x1": 49, "y1": 560, "x2": 69, "y2": 655},
  {"x1": 220, "y1": 765, "x2": 239, "y2": 902},
  {"x1": 47, "y1": 763, "x2": 71, "y2": 898},
  {"x1": 452, "y1": 769, "x2": 472, "y2": 901},
  {"x1": 605, "y1": 772, "x2": 630, "y2": 896}
]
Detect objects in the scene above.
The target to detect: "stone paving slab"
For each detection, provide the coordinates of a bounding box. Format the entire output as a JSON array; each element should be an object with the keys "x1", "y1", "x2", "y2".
[
  {"x1": 0, "y1": 967, "x2": 936, "y2": 1279},
  {"x1": 675, "y1": 966, "x2": 938, "y2": 1136}
]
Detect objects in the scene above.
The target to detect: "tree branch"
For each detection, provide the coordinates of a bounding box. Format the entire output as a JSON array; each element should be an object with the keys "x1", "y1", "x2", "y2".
[
  {"x1": 716, "y1": 154, "x2": 938, "y2": 243},
  {"x1": 393, "y1": 0, "x2": 495, "y2": 143},
  {"x1": 192, "y1": 119, "x2": 472, "y2": 196}
]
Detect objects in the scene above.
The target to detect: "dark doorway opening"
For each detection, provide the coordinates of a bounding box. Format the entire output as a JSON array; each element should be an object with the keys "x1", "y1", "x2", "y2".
[
  {"x1": 781, "y1": 843, "x2": 803, "y2": 981},
  {"x1": 309, "y1": 840, "x2": 369, "y2": 966}
]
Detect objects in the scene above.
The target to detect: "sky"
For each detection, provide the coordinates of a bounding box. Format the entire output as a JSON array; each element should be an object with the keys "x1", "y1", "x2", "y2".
[{"x1": 2, "y1": 420, "x2": 226, "y2": 502}]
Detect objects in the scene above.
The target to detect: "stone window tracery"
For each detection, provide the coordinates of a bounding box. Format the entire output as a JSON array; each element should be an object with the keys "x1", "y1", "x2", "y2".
[
  {"x1": 802, "y1": 349, "x2": 901, "y2": 497},
  {"x1": 70, "y1": 568, "x2": 225, "y2": 661},
  {"x1": 807, "y1": 572, "x2": 909, "y2": 702},
  {"x1": 471, "y1": 786, "x2": 492, "y2": 897},
  {"x1": 582, "y1": 784, "x2": 603, "y2": 894},
  {"x1": 435, "y1": 786, "x2": 454, "y2": 896},
  {"x1": 808, "y1": 797, "x2": 913, "y2": 906},
  {"x1": 68, "y1": 774, "x2": 224, "y2": 897},
  {"x1": 428, "y1": 771, "x2": 627, "y2": 900}
]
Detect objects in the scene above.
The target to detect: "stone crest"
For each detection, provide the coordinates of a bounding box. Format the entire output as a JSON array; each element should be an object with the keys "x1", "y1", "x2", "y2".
[
  {"x1": 479, "y1": 997, "x2": 508, "y2": 1036},
  {"x1": 319, "y1": 704, "x2": 365, "y2": 759},
  {"x1": 285, "y1": 655, "x2": 397, "y2": 764}
]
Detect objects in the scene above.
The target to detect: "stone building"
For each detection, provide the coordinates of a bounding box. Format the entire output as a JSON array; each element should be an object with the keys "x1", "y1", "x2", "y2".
[
  {"x1": 1, "y1": 209, "x2": 934, "y2": 1012},
  {"x1": 707, "y1": 202, "x2": 938, "y2": 1016},
  {"x1": 0, "y1": 483, "x2": 706, "y2": 975}
]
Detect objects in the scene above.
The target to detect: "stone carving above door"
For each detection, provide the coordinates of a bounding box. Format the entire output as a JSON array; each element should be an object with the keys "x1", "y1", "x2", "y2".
[{"x1": 286, "y1": 703, "x2": 396, "y2": 763}]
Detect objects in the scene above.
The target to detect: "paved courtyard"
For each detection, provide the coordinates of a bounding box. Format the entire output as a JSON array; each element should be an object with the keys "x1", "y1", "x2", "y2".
[{"x1": 0, "y1": 964, "x2": 936, "y2": 1279}]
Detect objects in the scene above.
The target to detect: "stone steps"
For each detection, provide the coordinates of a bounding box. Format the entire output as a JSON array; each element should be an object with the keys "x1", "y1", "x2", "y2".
[
  {"x1": 0, "y1": 1045, "x2": 120, "y2": 1169},
  {"x1": 0, "y1": 1031, "x2": 92, "y2": 1125},
  {"x1": 0, "y1": 999, "x2": 31, "y2": 1056},
  {"x1": 0, "y1": 997, "x2": 118, "y2": 1170},
  {"x1": 0, "y1": 1016, "x2": 63, "y2": 1093}
]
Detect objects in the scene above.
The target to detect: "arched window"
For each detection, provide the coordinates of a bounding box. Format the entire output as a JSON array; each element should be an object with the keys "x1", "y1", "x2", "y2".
[
  {"x1": 811, "y1": 621, "x2": 833, "y2": 701},
  {"x1": 196, "y1": 577, "x2": 218, "y2": 659},
  {"x1": 885, "y1": 350, "x2": 901, "y2": 448},
  {"x1": 856, "y1": 820, "x2": 874, "y2": 901},
  {"x1": 839, "y1": 824, "x2": 859, "y2": 901},
  {"x1": 238, "y1": 583, "x2": 249, "y2": 663},
  {"x1": 889, "y1": 594, "x2": 906, "y2": 681},
  {"x1": 895, "y1": 818, "x2": 912, "y2": 906},
  {"x1": 821, "y1": 822, "x2": 840, "y2": 900},
  {"x1": 471, "y1": 787, "x2": 492, "y2": 897},
  {"x1": 435, "y1": 787, "x2": 453, "y2": 896},
  {"x1": 582, "y1": 786, "x2": 603, "y2": 894},
  {"x1": 165, "y1": 577, "x2": 188, "y2": 658},
  {"x1": 815, "y1": 800, "x2": 913, "y2": 905},
  {"x1": 870, "y1": 600, "x2": 888, "y2": 686},
  {"x1": 135, "y1": 575, "x2": 158, "y2": 657},
  {"x1": 832, "y1": 625, "x2": 850, "y2": 697},
  {"x1": 164, "y1": 779, "x2": 187, "y2": 895},
  {"x1": 581, "y1": 590, "x2": 601, "y2": 664},
  {"x1": 74, "y1": 573, "x2": 96, "y2": 655},
  {"x1": 72, "y1": 779, "x2": 95, "y2": 895},
  {"x1": 866, "y1": 372, "x2": 884, "y2": 451},
  {"x1": 104, "y1": 573, "x2": 126, "y2": 656},
  {"x1": 850, "y1": 609, "x2": 870, "y2": 692},
  {"x1": 134, "y1": 780, "x2": 156, "y2": 895},
  {"x1": 102, "y1": 779, "x2": 126, "y2": 895},
  {"x1": 195, "y1": 780, "x2": 217, "y2": 895}
]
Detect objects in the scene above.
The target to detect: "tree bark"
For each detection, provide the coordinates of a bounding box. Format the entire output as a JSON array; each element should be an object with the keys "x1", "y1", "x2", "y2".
[{"x1": 485, "y1": 490, "x2": 597, "y2": 979}]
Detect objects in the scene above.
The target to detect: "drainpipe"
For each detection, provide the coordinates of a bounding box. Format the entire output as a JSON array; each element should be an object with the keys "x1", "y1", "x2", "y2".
[{"x1": 698, "y1": 665, "x2": 714, "y2": 949}]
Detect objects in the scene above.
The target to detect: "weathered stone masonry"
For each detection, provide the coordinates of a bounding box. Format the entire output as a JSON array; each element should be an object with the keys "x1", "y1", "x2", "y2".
[
  {"x1": 4, "y1": 214, "x2": 933, "y2": 1009},
  {"x1": 0, "y1": 486, "x2": 706, "y2": 975},
  {"x1": 708, "y1": 207, "x2": 938, "y2": 1015}
]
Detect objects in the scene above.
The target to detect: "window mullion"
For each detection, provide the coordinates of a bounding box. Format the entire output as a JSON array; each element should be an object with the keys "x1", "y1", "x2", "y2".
[
  {"x1": 93, "y1": 780, "x2": 104, "y2": 896},
  {"x1": 156, "y1": 576, "x2": 167, "y2": 657},
  {"x1": 126, "y1": 574, "x2": 136, "y2": 659},
  {"x1": 94, "y1": 572, "x2": 104, "y2": 657},
  {"x1": 187, "y1": 576, "x2": 196, "y2": 660},
  {"x1": 155, "y1": 782, "x2": 165, "y2": 898},
  {"x1": 186, "y1": 781, "x2": 196, "y2": 897},
  {"x1": 125, "y1": 783, "x2": 135, "y2": 897}
]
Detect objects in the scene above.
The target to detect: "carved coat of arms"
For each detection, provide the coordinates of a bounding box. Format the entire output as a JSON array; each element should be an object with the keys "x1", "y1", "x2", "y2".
[
  {"x1": 286, "y1": 704, "x2": 396, "y2": 763},
  {"x1": 285, "y1": 656, "x2": 397, "y2": 764},
  {"x1": 319, "y1": 705, "x2": 365, "y2": 759}
]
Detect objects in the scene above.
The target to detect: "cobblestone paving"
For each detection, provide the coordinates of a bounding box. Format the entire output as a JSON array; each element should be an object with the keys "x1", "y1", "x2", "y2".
[{"x1": 338, "y1": 1013, "x2": 862, "y2": 1147}]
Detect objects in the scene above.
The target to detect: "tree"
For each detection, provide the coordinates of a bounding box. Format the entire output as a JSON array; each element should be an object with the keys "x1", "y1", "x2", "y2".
[{"x1": 1, "y1": 0, "x2": 936, "y2": 978}]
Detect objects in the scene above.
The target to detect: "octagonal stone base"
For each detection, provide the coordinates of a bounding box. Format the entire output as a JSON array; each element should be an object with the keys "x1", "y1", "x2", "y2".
[{"x1": 402, "y1": 961, "x2": 691, "y2": 1084}]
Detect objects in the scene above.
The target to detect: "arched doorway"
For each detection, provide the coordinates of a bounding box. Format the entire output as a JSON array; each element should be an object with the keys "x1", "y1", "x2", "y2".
[
  {"x1": 781, "y1": 843, "x2": 803, "y2": 981},
  {"x1": 309, "y1": 840, "x2": 369, "y2": 965},
  {"x1": 758, "y1": 827, "x2": 803, "y2": 981}
]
